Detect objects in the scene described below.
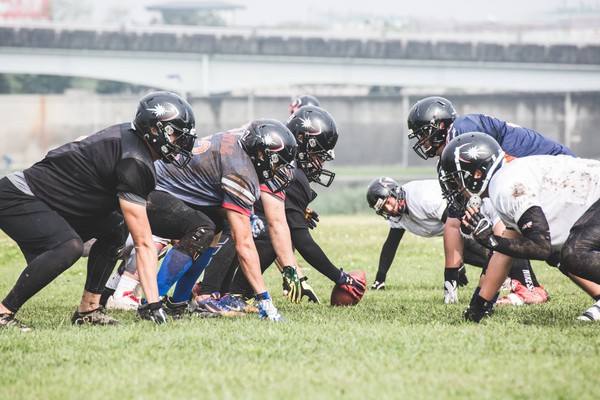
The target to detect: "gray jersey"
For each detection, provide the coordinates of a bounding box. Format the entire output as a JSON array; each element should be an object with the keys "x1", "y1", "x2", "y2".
[{"x1": 155, "y1": 130, "x2": 260, "y2": 216}]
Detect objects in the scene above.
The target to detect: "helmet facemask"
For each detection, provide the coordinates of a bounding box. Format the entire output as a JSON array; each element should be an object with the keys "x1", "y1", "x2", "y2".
[
  {"x1": 257, "y1": 147, "x2": 296, "y2": 193},
  {"x1": 155, "y1": 122, "x2": 196, "y2": 168},
  {"x1": 408, "y1": 121, "x2": 449, "y2": 160},
  {"x1": 298, "y1": 137, "x2": 336, "y2": 187}
]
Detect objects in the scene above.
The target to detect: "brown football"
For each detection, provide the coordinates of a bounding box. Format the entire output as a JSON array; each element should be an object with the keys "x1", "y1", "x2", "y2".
[{"x1": 330, "y1": 270, "x2": 366, "y2": 306}]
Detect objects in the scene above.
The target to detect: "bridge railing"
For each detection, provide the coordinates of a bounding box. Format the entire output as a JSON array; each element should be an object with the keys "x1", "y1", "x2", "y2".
[{"x1": 1, "y1": 23, "x2": 599, "y2": 65}]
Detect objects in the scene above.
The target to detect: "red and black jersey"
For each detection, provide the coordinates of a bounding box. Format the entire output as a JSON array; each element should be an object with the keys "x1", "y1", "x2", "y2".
[{"x1": 155, "y1": 131, "x2": 260, "y2": 217}]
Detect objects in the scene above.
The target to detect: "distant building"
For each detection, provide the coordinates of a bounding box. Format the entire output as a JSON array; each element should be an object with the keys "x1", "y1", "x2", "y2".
[{"x1": 146, "y1": 1, "x2": 244, "y2": 26}]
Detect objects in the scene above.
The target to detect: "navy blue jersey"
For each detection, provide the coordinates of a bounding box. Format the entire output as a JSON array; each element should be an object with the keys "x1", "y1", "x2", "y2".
[
  {"x1": 447, "y1": 114, "x2": 575, "y2": 158},
  {"x1": 155, "y1": 130, "x2": 260, "y2": 216}
]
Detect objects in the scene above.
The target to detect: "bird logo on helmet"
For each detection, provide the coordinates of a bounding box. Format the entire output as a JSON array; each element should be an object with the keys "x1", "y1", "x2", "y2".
[{"x1": 134, "y1": 91, "x2": 197, "y2": 169}]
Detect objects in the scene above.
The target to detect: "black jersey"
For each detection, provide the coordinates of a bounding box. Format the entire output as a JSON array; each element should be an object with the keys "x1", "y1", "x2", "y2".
[{"x1": 23, "y1": 123, "x2": 156, "y2": 218}]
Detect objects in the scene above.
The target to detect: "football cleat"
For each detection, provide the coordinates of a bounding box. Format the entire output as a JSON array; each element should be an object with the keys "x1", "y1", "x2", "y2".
[
  {"x1": 496, "y1": 280, "x2": 549, "y2": 306},
  {"x1": 192, "y1": 297, "x2": 243, "y2": 317},
  {"x1": 71, "y1": 306, "x2": 119, "y2": 326},
  {"x1": 219, "y1": 294, "x2": 258, "y2": 313},
  {"x1": 577, "y1": 303, "x2": 600, "y2": 322},
  {"x1": 162, "y1": 297, "x2": 189, "y2": 319},
  {"x1": 0, "y1": 313, "x2": 31, "y2": 332},
  {"x1": 371, "y1": 280, "x2": 386, "y2": 290},
  {"x1": 106, "y1": 290, "x2": 141, "y2": 311}
]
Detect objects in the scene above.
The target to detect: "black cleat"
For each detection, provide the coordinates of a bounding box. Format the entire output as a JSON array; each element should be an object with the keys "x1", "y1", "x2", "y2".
[
  {"x1": 371, "y1": 280, "x2": 386, "y2": 290},
  {"x1": 0, "y1": 313, "x2": 31, "y2": 332},
  {"x1": 71, "y1": 306, "x2": 119, "y2": 326}
]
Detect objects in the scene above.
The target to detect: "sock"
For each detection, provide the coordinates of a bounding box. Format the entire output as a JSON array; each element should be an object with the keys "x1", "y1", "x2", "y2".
[
  {"x1": 172, "y1": 247, "x2": 216, "y2": 302},
  {"x1": 444, "y1": 268, "x2": 459, "y2": 283},
  {"x1": 156, "y1": 248, "x2": 193, "y2": 297},
  {"x1": 114, "y1": 274, "x2": 138, "y2": 296}
]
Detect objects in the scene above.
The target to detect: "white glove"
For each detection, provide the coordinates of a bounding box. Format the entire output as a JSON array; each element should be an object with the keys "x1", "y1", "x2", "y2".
[
  {"x1": 257, "y1": 299, "x2": 283, "y2": 322},
  {"x1": 444, "y1": 280, "x2": 458, "y2": 304}
]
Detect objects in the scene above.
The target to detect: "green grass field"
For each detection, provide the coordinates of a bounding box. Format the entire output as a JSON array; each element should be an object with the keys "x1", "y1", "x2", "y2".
[{"x1": 1, "y1": 215, "x2": 599, "y2": 400}]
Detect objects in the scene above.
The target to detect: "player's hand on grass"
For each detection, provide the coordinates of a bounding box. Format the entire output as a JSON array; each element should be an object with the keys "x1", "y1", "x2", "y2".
[
  {"x1": 257, "y1": 298, "x2": 283, "y2": 322},
  {"x1": 138, "y1": 301, "x2": 168, "y2": 324},
  {"x1": 304, "y1": 208, "x2": 320, "y2": 229},
  {"x1": 444, "y1": 280, "x2": 458, "y2": 304},
  {"x1": 300, "y1": 276, "x2": 320, "y2": 303},
  {"x1": 464, "y1": 294, "x2": 494, "y2": 323},
  {"x1": 282, "y1": 265, "x2": 302, "y2": 303}
]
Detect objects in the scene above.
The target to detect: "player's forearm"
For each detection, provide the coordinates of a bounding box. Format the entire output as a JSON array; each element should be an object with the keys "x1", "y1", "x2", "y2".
[
  {"x1": 292, "y1": 228, "x2": 340, "y2": 282},
  {"x1": 135, "y1": 243, "x2": 159, "y2": 303},
  {"x1": 268, "y1": 223, "x2": 297, "y2": 266},
  {"x1": 443, "y1": 218, "x2": 464, "y2": 268},
  {"x1": 236, "y1": 242, "x2": 267, "y2": 294},
  {"x1": 479, "y1": 251, "x2": 512, "y2": 300},
  {"x1": 378, "y1": 229, "x2": 404, "y2": 271}
]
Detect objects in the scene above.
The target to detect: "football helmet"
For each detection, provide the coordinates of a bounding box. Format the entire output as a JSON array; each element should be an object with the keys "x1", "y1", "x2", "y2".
[
  {"x1": 366, "y1": 177, "x2": 407, "y2": 219},
  {"x1": 438, "y1": 132, "x2": 505, "y2": 202},
  {"x1": 133, "y1": 91, "x2": 196, "y2": 168},
  {"x1": 240, "y1": 119, "x2": 298, "y2": 193},
  {"x1": 286, "y1": 105, "x2": 338, "y2": 187},
  {"x1": 407, "y1": 96, "x2": 456, "y2": 160},
  {"x1": 289, "y1": 95, "x2": 321, "y2": 115}
]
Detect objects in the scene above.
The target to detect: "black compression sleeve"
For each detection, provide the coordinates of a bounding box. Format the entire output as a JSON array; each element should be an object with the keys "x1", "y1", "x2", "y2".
[
  {"x1": 375, "y1": 228, "x2": 405, "y2": 282},
  {"x1": 483, "y1": 206, "x2": 552, "y2": 260},
  {"x1": 290, "y1": 228, "x2": 341, "y2": 283}
]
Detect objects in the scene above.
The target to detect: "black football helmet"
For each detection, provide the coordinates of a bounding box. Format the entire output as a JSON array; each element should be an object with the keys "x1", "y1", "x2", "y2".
[
  {"x1": 366, "y1": 177, "x2": 407, "y2": 220},
  {"x1": 289, "y1": 95, "x2": 321, "y2": 115},
  {"x1": 240, "y1": 119, "x2": 298, "y2": 193},
  {"x1": 286, "y1": 105, "x2": 338, "y2": 187},
  {"x1": 439, "y1": 132, "x2": 505, "y2": 203},
  {"x1": 407, "y1": 96, "x2": 456, "y2": 160},
  {"x1": 133, "y1": 91, "x2": 196, "y2": 168}
]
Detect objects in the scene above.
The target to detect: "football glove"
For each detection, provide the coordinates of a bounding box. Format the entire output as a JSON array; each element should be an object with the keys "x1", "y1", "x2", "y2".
[
  {"x1": 458, "y1": 264, "x2": 469, "y2": 287},
  {"x1": 444, "y1": 280, "x2": 458, "y2": 304},
  {"x1": 257, "y1": 298, "x2": 283, "y2": 322},
  {"x1": 304, "y1": 208, "x2": 320, "y2": 230},
  {"x1": 137, "y1": 301, "x2": 168, "y2": 324},
  {"x1": 337, "y1": 269, "x2": 366, "y2": 301},
  {"x1": 462, "y1": 210, "x2": 496, "y2": 248},
  {"x1": 250, "y1": 214, "x2": 266, "y2": 239},
  {"x1": 300, "y1": 276, "x2": 320, "y2": 303},
  {"x1": 464, "y1": 294, "x2": 494, "y2": 323},
  {"x1": 282, "y1": 265, "x2": 302, "y2": 303}
]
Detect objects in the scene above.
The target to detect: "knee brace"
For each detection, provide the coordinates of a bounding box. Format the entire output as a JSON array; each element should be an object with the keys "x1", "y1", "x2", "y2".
[{"x1": 176, "y1": 226, "x2": 215, "y2": 258}]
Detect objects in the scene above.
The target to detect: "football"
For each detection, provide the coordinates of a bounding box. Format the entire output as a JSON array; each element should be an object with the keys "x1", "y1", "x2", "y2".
[{"x1": 330, "y1": 270, "x2": 367, "y2": 306}]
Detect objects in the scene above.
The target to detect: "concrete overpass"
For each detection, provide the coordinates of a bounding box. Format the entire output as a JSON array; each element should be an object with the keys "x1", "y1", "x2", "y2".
[{"x1": 1, "y1": 23, "x2": 600, "y2": 94}]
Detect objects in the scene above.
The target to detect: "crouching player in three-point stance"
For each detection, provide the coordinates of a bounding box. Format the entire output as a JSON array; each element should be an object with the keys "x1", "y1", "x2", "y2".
[
  {"x1": 199, "y1": 106, "x2": 366, "y2": 308},
  {"x1": 439, "y1": 132, "x2": 600, "y2": 322},
  {"x1": 406, "y1": 96, "x2": 573, "y2": 304},
  {"x1": 0, "y1": 91, "x2": 197, "y2": 330},
  {"x1": 366, "y1": 177, "x2": 544, "y2": 305}
]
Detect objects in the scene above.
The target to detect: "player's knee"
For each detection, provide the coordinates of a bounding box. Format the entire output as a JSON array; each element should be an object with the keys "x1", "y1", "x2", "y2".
[
  {"x1": 559, "y1": 242, "x2": 581, "y2": 276},
  {"x1": 61, "y1": 238, "x2": 85, "y2": 264},
  {"x1": 177, "y1": 225, "x2": 216, "y2": 257}
]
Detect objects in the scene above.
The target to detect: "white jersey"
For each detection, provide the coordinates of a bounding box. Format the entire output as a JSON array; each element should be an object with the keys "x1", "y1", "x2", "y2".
[
  {"x1": 489, "y1": 155, "x2": 600, "y2": 250},
  {"x1": 388, "y1": 180, "x2": 447, "y2": 237}
]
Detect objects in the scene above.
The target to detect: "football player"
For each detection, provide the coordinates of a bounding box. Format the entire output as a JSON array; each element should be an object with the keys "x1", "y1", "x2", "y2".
[
  {"x1": 198, "y1": 105, "x2": 367, "y2": 309},
  {"x1": 140, "y1": 119, "x2": 298, "y2": 321},
  {"x1": 439, "y1": 132, "x2": 600, "y2": 322},
  {"x1": 407, "y1": 96, "x2": 573, "y2": 303},
  {"x1": 366, "y1": 177, "x2": 544, "y2": 304},
  {"x1": 289, "y1": 95, "x2": 320, "y2": 115},
  {"x1": 0, "y1": 91, "x2": 196, "y2": 330}
]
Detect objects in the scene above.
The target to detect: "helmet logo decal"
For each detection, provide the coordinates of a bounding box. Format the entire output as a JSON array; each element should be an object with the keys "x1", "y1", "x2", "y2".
[
  {"x1": 300, "y1": 117, "x2": 322, "y2": 135},
  {"x1": 458, "y1": 144, "x2": 487, "y2": 163},
  {"x1": 264, "y1": 133, "x2": 284, "y2": 151},
  {"x1": 147, "y1": 103, "x2": 180, "y2": 121}
]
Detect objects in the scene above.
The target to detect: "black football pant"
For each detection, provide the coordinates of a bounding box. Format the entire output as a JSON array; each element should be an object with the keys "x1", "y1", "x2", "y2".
[
  {"x1": 0, "y1": 178, "x2": 127, "y2": 313},
  {"x1": 560, "y1": 197, "x2": 600, "y2": 285}
]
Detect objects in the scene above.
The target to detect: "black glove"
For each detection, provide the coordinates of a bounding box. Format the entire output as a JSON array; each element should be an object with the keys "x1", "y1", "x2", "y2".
[
  {"x1": 300, "y1": 276, "x2": 320, "y2": 303},
  {"x1": 463, "y1": 294, "x2": 494, "y2": 323},
  {"x1": 138, "y1": 301, "x2": 168, "y2": 324},
  {"x1": 304, "y1": 208, "x2": 320, "y2": 230},
  {"x1": 462, "y1": 210, "x2": 496, "y2": 248},
  {"x1": 458, "y1": 264, "x2": 469, "y2": 287}
]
